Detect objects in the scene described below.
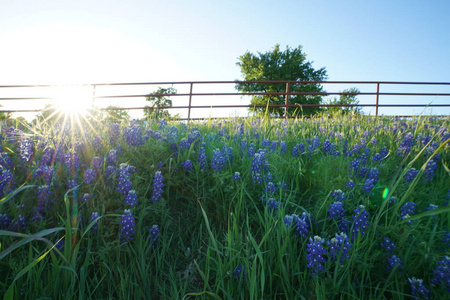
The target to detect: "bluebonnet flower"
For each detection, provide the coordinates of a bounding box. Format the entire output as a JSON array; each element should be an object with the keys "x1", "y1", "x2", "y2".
[
  {"x1": 323, "y1": 140, "x2": 336, "y2": 155},
  {"x1": 442, "y1": 229, "x2": 450, "y2": 247},
  {"x1": 149, "y1": 225, "x2": 161, "y2": 247},
  {"x1": 352, "y1": 205, "x2": 370, "y2": 239},
  {"x1": 381, "y1": 237, "x2": 396, "y2": 254},
  {"x1": 116, "y1": 164, "x2": 136, "y2": 195},
  {"x1": 198, "y1": 143, "x2": 207, "y2": 171},
  {"x1": 327, "y1": 232, "x2": 352, "y2": 264},
  {"x1": 89, "y1": 212, "x2": 100, "y2": 234},
  {"x1": 93, "y1": 156, "x2": 103, "y2": 172},
  {"x1": 387, "y1": 255, "x2": 403, "y2": 272},
  {"x1": 84, "y1": 168, "x2": 96, "y2": 185},
  {"x1": 125, "y1": 190, "x2": 138, "y2": 206},
  {"x1": 405, "y1": 168, "x2": 420, "y2": 183},
  {"x1": 211, "y1": 148, "x2": 226, "y2": 172},
  {"x1": 284, "y1": 213, "x2": 309, "y2": 238},
  {"x1": 306, "y1": 236, "x2": 327, "y2": 275},
  {"x1": 0, "y1": 152, "x2": 14, "y2": 170},
  {"x1": 10, "y1": 214, "x2": 26, "y2": 232},
  {"x1": 34, "y1": 185, "x2": 52, "y2": 220},
  {"x1": 120, "y1": 209, "x2": 136, "y2": 243},
  {"x1": 124, "y1": 124, "x2": 144, "y2": 147},
  {"x1": 68, "y1": 179, "x2": 78, "y2": 191},
  {"x1": 251, "y1": 149, "x2": 269, "y2": 184},
  {"x1": 0, "y1": 213, "x2": 12, "y2": 230},
  {"x1": 345, "y1": 179, "x2": 355, "y2": 189},
  {"x1": 232, "y1": 172, "x2": 241, "y2": 180},
  {"x1": 232, "y1": 265, "x2": 246, "y2": 280},
  {"x1": 0, "y1": 169, "x2": 15, "y2": 197},
  {"x1": 331, "y1": 189, "x2": 346, "y2": 202},
  {"x1": 423, "y1": 160, "x2": 437, "y2": 182},
  {"x1": 179, "y1": 138, "x2": 190, "y2": 151},
  {"x1": 106, "y1": 149, "x2": 118, "y2": 166},
  {"x1": 280, "y1": 141, "x2": 287, "y2": 154},
  {"x1": 180, "y1": 160, "x2": 194, "y2": 172},
  {"x1": 81, "y1": 193, "x2": 93, "y2": 202},
  {"x1": 63, "y1": 152, "x2": 81, "y2": 173},
  {"x1": 18, "y1": 137, "x2": 33, "y2": 162},
  {"x1": 397, "y1": 133, "x2": 414, "y2": 156},
  {"x1": 269, "y1": 141, "x2": 278, "y2": 152},
  {"x1": 291, "y1": 143, "x2": 305, "y2": 158},
  {"x1": 151, "y1": 171, "x2": 165, "y2": 202},
  {"x1": 399, "y1": 202, "x2": 417, "y2": 221},
  {"x1": 328, "y1": 201, "x2": 345, "y2": 219},
  {"x1": 431, "y1": 256, "x2": 450, "y2": 292},
  {"x1": 264, "y1": 198, "x2": 281, "y2": 214},
  {"x1": 105, "y1": 166, "x2": 118, "y2": 184},
  {"x1": 307, "y1": 137, "x2": 320, "y2": 152},
  {"x1": 247, "y1": 142, "x2": 256, "y2": 157},
  {"x1": 408, "y1": 277, "x2": 430, "y2": 300},
  {"x1": 108, "y1": 123, "x2": 121, "y2": 144},
  {"x1": 240, "y1": 139, "x2": 247, "y2": 155}
]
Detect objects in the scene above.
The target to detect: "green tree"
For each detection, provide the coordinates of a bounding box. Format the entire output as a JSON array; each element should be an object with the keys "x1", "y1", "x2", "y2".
[
  {"x1": 100, "y1": 106, "x2": 130, "y2": 123},
  {"x1": 144, "y1": 87, "x2": 177, "y2": 120},
  {"x1": 235, "y1": 44, "x2": 327, "y2": 116},
  {"x1": 327, "y1": 88, "x2": 362, "y2": 115}
]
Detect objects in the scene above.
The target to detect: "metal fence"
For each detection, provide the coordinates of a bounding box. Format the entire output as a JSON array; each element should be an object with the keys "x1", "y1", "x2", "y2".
[{"x1": 0, "y1": 81, "x2": 449, "y2": 119}]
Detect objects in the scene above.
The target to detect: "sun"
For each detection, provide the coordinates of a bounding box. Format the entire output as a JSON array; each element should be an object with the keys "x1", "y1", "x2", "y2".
[{"x1": 52, "y1": 85, "x2": 94, "y2": 116}]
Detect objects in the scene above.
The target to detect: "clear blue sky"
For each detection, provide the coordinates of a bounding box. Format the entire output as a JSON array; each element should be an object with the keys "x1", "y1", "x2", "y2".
[{"x1": 1, "y1": 0, "x2": 449, "y2": 117}]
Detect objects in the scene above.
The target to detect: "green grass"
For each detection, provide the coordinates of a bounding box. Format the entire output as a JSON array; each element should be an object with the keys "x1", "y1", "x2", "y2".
[{"x1": 0, "y1": 114, "x2": 449, "y2": 299}]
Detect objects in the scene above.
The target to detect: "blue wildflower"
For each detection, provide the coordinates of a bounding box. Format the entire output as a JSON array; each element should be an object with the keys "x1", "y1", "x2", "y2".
[
  {"x1": 431, "y1": 256, "x2": 450, "y2": 292},
  {"x1": 328, "y1": 201, "x2": 345, "y2": 219},
  {"x1": 327, "y1": 232, "x2": 352, "y2": 264},
  {"x1": 352, "y1": 205, "x2": 370, "y2": 239},
  {"x1": 84, "y1": 168, "x2": 96, "y2": 185},
  {"x1": 125, "y1": 190, "x2": 138, "y2": 206},
  {"x1": 331, "y1": 189, "x2": 346, "y2": 201},
  {"x1": 408, "y1": 277, "x2": 430, "y2": 300},
  {"x1": 405, "y1": 168, "x2": 420, "y2": 183},
  {"x1": 387, "y1": 255, "x2": 403, "y2": 272},
  {"x1": 232, "y1": 265, "x2": 246, "y2": 280},
  {"x1": 380, "y1": 237, "x2": 396, "y2": 254},
  {"x1": 149, "y1": 225, "x2": 161, "y2": 247},
  {"x1": 306, "y1": 236, "x2": 327, "y2": 275},
  {"x1": 151, "y1": 171, "x2": 165, "y2": 202},
  {"x1": 81, "y1": 193, "x2": 93, "y2": 202},
  {"x1": 116, "y1": 164, "x2": 136, "y2": 195},
  {"x1": 120, "y1": 209, "x2": 136, "y2": 243},
  {"x1": 232, "y1": 172, "x2": 241, "y2": 180},
  {"x1": 89, "y1": 212, "x2": 100, "y2": 234}
]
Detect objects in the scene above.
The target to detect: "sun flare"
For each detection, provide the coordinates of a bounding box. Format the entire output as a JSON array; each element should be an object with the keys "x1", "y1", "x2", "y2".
[{"x1": 52, "y1": 85, "x2": 94, "y2": 116}]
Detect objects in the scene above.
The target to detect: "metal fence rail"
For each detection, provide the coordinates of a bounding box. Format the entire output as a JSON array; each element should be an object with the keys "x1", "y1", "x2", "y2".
[{"x1": 0, "y1": 81, "x2": 449, "y2": 119}]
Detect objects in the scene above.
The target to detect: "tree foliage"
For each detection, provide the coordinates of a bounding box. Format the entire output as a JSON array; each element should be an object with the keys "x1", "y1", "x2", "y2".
[
  {"x1": 144, "y1": 87, "x2": 177, "y2": 120},
  {"x1": 100, "y1": 106, "x2": 130, "y2": 123},
  {"x1": 327, "y1": 88, "x2": 362, "y2": 115},
  {"x1": 235, "y1": 44, "x2": 327, "y2": 116}
]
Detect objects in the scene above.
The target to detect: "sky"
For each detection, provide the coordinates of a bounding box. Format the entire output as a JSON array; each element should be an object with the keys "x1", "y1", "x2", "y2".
[{"x1": 0, "y1": 0, "x2": 449, "y2": 119}]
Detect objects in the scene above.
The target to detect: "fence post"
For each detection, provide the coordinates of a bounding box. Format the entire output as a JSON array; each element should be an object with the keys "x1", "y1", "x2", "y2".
[
  {"x1": 285, "y1": 82, "x2": 290, "y2": 119},
  {"x1": 375, "y1": 83, "x2": 380, "y2": 116},
  {"x1": 187, "y1": 83, "x2": 194, "y2": 121},
  {"x1": 91, "y1": 84, "x2": 96, "y2": 106}
]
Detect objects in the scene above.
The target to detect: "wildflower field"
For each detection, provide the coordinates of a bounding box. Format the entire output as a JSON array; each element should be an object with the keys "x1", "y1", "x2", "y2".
[{"x1": 0, "y1": 115, "x2": 449, "y2": 299}]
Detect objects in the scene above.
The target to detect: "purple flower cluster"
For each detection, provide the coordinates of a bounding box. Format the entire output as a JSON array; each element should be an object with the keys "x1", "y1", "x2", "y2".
[
  {"x1": 284, "y1": 213, "x2": 310, "y2": 239},
  {"x1": 405, "y1": 168, "x2": 419, "y2": 183},
  {"x1": 116, "y1": 164, "x2": 136, "y2": 195},
  {"x1": 18, "y1": 138, "x2": 33, "y2": 162},
  {"x1": 149, "y1": 225, "x2": 161, "y2": 247},
  {"x1": 125, "y1": 190, "x2": 138, "y2": 206},
  {"x1": 387, "y1": 255, "x2": 403, "y2": 271},
  {"x1": 291, "y1": 143, "x2": 305, "y2": 158},
  {"x1": 151, "y1": 171, "x2": 165, "y2": 202},
  {"x1": 180, "y1": 160, "x2": 194, "y2": 172},
  {"x1": 211, "y1": 148, "x2": 226, "y2": 172},
  {"x1": 408, "y1": 277, "x2": 430, "y2": 300},
  {"x1": 124, "y1": 124, "x2": 144, "y2": 147},
  {"x1": 307, "y1": 236, "x2": 327, "y2": 275},
  {"x1": 331, "y1": 189, "x2": 346, "y2": 202},
  {"x1": 251, "y1": 149, "x2": 269, "y2": 184},
  {"x1": 120, "y1": 209, "x2": 136, "y2": 243},
  {"x1": 431, "y1": 256, "x2": 450, "y2": 292},
  {"x1": 399, "y1": 201, "x2": 417, "y2": 222},
  {"x1": 232, "y1": 265, "x2": 246, "y2": 280},
  {"x1": 84, "y1": 168, "x2": 96, "y2": 185},
  {"x1": 328, "y1": 201, "x2": 345, "y2": 219},
  {"x1": 380, "y1": 237, "x2": 396, "y2": 254},
  {"x1": 327, "y1": 232, "x2": 352, "y2": 264},
  {"x1": 89, "y1": 212, "x2": 100, "y2": 234},
  {"x1": 232, "y1": 172, "x2": 241, "y2": 180},
  {"x1": 198, "y1": 143, "x2": 207, "y2": 171},
  {"x1": 352, "y1": 205, "x2": 370, "y2": 239}
]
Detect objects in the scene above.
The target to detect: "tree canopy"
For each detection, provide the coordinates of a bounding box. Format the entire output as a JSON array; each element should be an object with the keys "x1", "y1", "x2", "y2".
[
  {"x1": 235, "y1": 44, "x2": 327, "y2": 116},
  {"x1": 144, "y1": 87, "x2": 177, "y2": 120}
]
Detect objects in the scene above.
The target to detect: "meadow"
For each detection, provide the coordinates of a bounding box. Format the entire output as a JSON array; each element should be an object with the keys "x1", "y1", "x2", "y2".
[{"x1": 0, "y1": 114, "x2": 449, "y2": 299}]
